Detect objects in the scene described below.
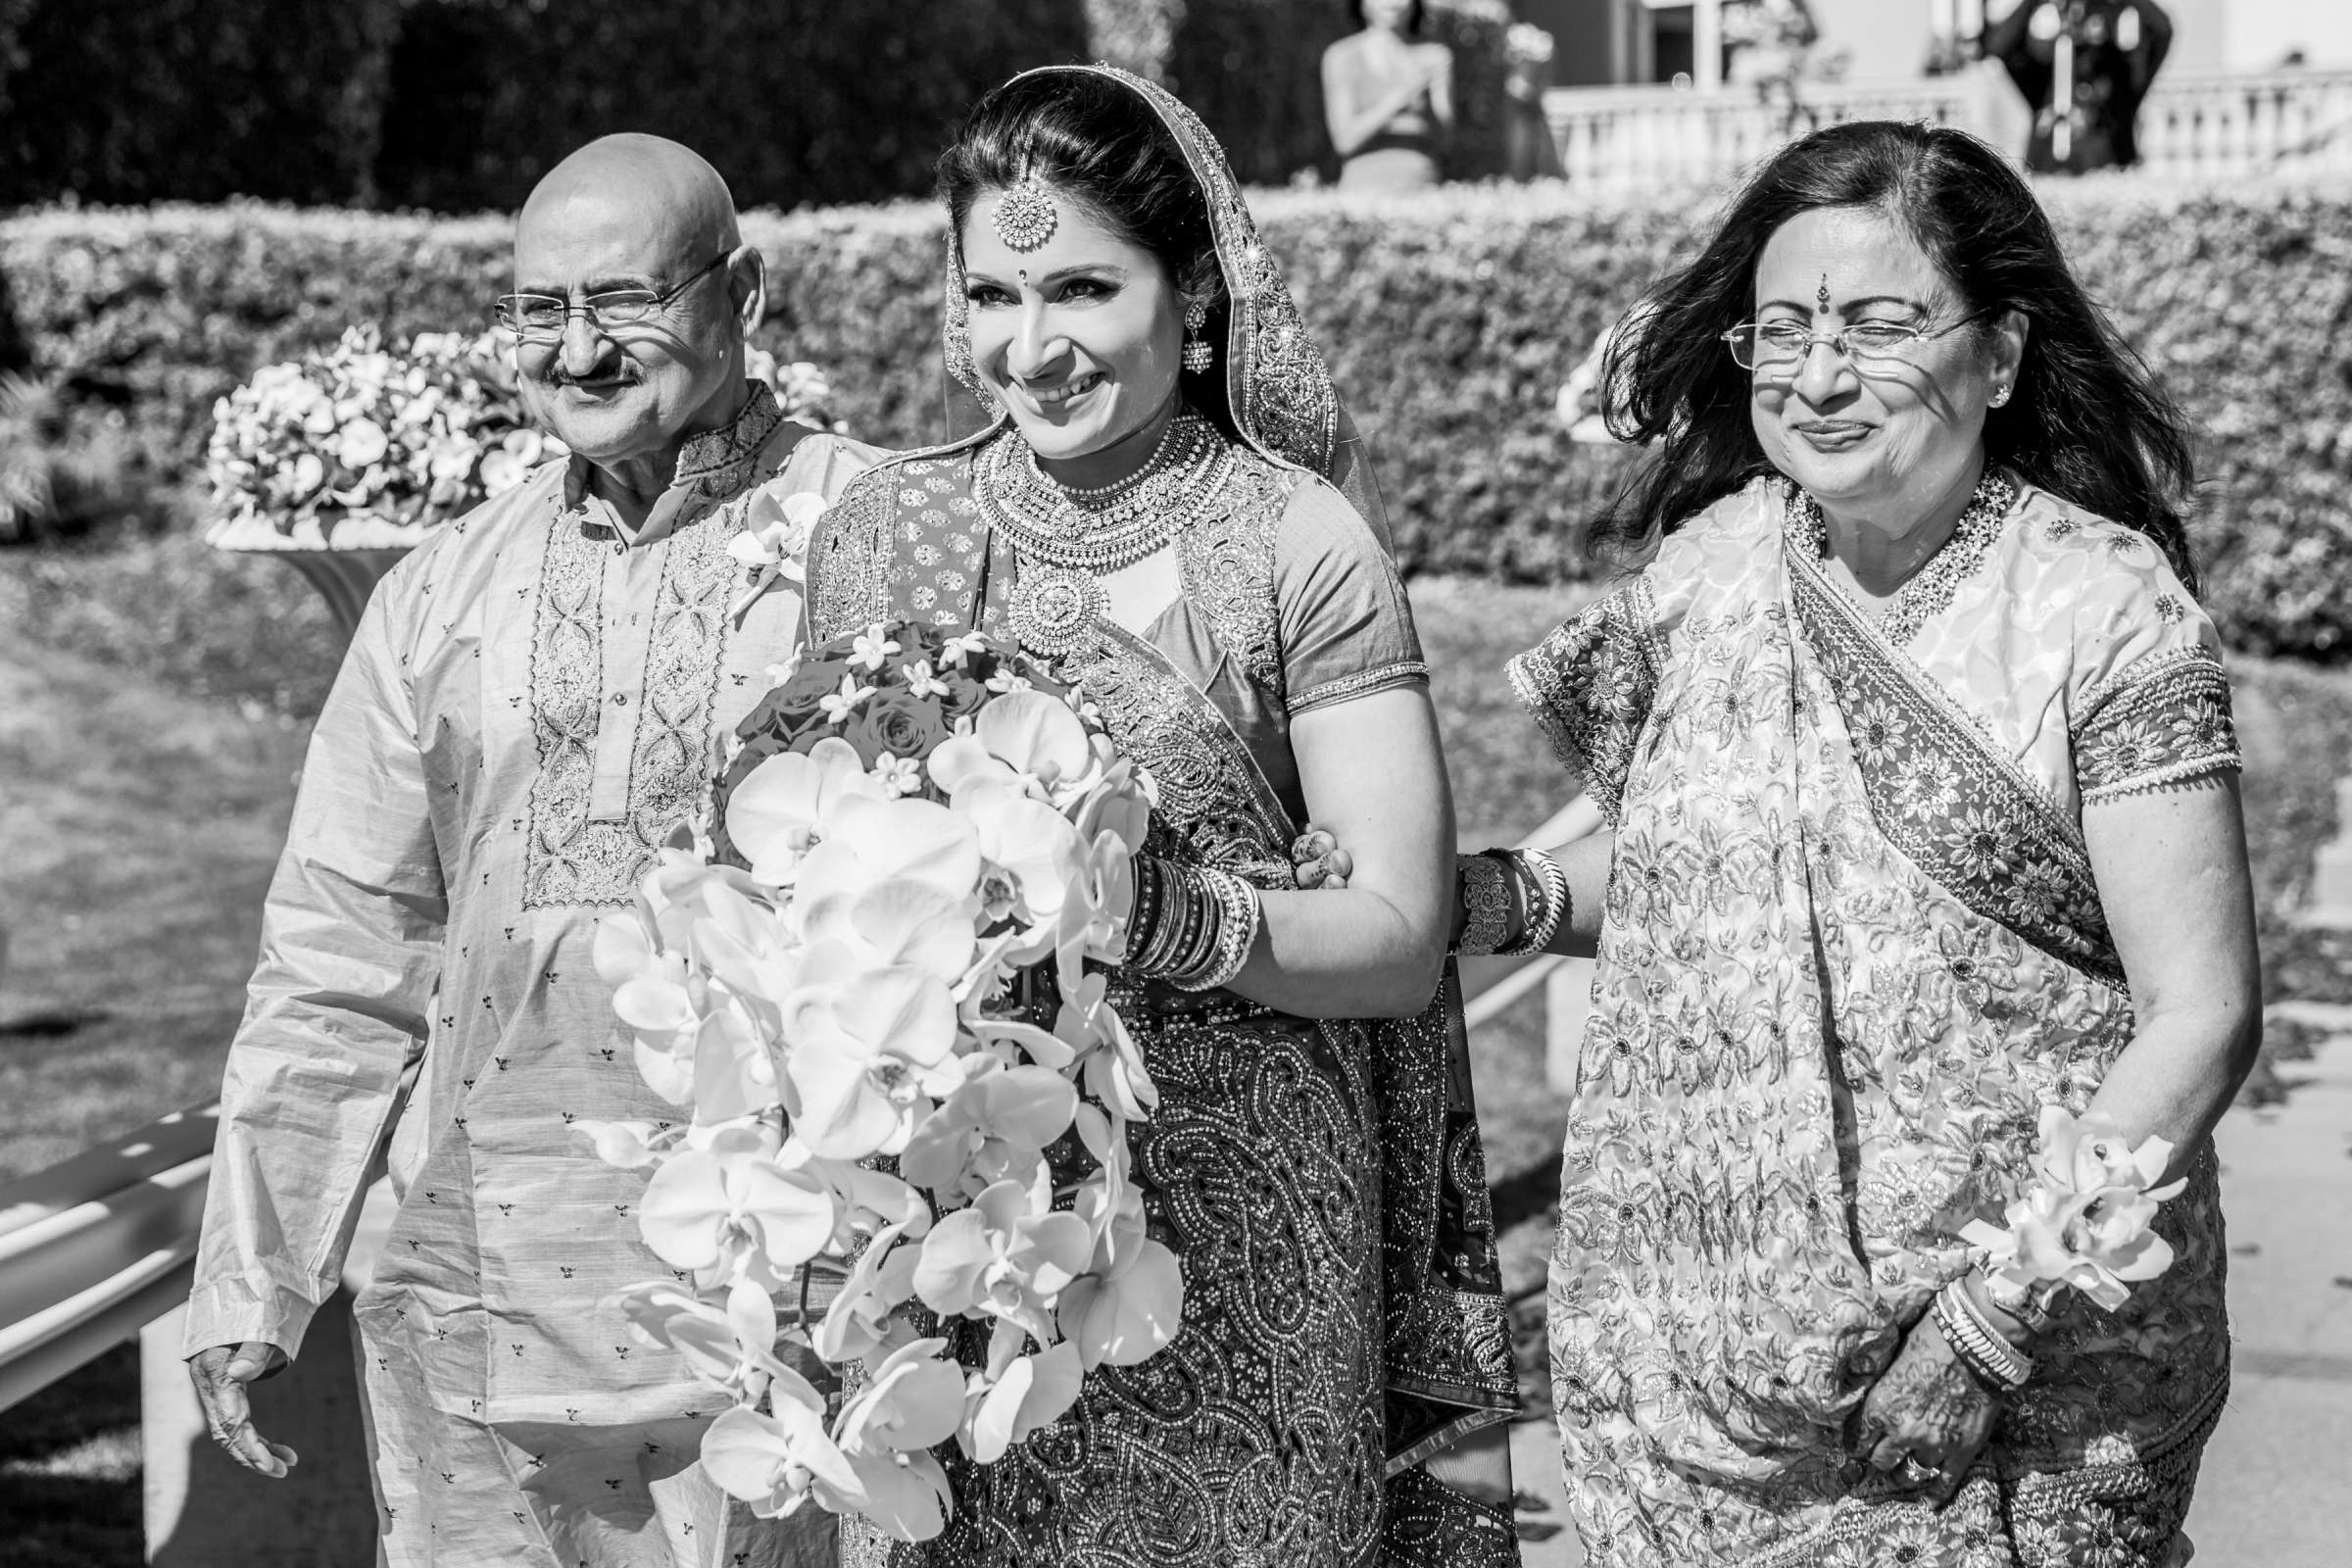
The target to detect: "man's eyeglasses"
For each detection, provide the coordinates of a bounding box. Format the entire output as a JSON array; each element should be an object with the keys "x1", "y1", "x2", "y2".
[
  {"x1": 493, "y1": 250, "x2": 734, "y2": 341},
  {"x1": 1722, "y1": 308, "x2": 1994, "y2": 373}
]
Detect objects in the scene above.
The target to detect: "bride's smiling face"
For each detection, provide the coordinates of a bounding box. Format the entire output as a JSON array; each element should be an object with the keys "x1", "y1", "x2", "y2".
[{"x1": 960, "y1": 186, "x2": 1188, "y2": 479}]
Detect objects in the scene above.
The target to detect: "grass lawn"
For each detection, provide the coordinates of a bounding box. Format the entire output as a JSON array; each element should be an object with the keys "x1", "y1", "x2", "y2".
[{"x1": 2, "y1": 555, "x2": 2348, "y2": 1560}]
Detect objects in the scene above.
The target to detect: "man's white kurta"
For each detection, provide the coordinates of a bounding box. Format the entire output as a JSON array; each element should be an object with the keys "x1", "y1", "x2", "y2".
[{"x1": 185, "y1": 389, "x2": 878, "y2": 1565}]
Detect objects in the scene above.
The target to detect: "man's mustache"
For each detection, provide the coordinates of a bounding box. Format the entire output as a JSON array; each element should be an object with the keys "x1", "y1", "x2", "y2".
[{"x1": 538, "y1": 357, "x2": 642, "y2": 388}]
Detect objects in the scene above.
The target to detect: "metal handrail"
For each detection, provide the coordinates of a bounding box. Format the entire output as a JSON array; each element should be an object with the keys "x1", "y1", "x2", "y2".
[{"x1": 0, "y1": 1102, "x2": 216, "y2": 1412}]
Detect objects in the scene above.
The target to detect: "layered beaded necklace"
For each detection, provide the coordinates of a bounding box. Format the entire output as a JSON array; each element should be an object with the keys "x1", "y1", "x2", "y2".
[
  {"x1": 977, "y1": 409, "x2": 1233, "y2": 655},
  {"x1": 1791, "y1": 471, "x2": 2019, "y2": 647}
]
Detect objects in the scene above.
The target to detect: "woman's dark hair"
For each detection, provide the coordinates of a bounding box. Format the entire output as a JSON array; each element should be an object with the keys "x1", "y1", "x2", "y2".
[
  {"x1": 1353, "y1": 0, "x2": 1427, "y2": 33},
  {"x1": 938, "y1": 71, "x2": 1234, "y2": 434},
  {"x1": 1592, "y1": 120, "x2": 2199, "y2": 589}
]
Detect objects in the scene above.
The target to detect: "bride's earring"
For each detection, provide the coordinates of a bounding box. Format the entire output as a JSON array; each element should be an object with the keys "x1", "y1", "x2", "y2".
[{"x1": 1183, "y1": 300, "x2": 1214, "y2": 374}]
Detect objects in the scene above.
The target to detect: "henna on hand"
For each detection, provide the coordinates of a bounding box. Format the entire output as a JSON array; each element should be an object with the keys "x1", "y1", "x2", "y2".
[{"x1": 1855, "y1": 1312, "x2": 2001, "y2": 1502}]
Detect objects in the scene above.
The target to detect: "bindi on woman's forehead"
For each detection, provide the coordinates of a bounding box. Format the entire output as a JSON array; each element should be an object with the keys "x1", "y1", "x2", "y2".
[{"x1": 1817, "y1": 274, "x2": 1832, "y2": 314}]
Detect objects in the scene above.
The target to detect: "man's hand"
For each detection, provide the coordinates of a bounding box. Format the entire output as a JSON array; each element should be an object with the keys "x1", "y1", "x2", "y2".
[
  {"x1": 1851, "y1": 1313, "x2": 1999, "y2": 1504},
  {"x1": 1290, "y1": 826, "x2": 1354, "y2": 891},
  {"x1": 187, "y1": 1342, "x2": 298, "y2": 1478}
]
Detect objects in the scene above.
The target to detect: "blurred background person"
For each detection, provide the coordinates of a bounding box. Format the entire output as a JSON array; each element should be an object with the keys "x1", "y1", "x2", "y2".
[
  {"x1": 1503, "y1": 22, "x2": 1564, "y2": 181},
  {"x1": 1985, "y1": 0, "x2": 2175, "y2": 172},
  {"x1": 1322, "y1": 0, "x2": 1455, "y2": 191}
]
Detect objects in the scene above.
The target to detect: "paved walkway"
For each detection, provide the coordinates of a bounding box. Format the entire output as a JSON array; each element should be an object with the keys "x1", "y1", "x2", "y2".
[{"x1": 1504, "y1": 1014, "x2": 2352, "y2": 1568}]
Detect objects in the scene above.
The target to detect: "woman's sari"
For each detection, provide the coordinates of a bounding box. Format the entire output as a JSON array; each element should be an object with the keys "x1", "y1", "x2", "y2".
[
  {"x1": 1510, "y1": 475, "x2": 2239, "y2": 1568},
  {"x1": 805, "y1": 65, "x2": 1520, "y2": 1568}
]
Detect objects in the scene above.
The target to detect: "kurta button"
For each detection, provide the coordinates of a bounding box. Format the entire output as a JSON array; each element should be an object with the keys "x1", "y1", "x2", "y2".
[{"x1": 612, "y1": 693, "x2": 629, "y2": 707}]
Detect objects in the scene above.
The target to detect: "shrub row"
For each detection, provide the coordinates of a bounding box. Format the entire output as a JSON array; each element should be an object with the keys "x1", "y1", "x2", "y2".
[
  {"x1": 5, "y1": 175, "x2": 2351, "y2": 656},
  {"x1": 0, "y1": 0, "x2": 1093, "y2": 211}
]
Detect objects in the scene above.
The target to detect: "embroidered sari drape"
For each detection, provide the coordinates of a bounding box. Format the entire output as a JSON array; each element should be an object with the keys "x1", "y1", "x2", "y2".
[
  {"x1": 805, "y1": 63, "x2": 1519, "y2": 1568},
  {"x1": 1510, "y1": 476, "x2": 2238, "y2": 1568}
]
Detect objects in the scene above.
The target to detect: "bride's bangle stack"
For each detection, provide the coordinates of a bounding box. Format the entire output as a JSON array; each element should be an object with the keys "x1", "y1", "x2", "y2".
[
  {"x1": 1453, "y1": 847, "x2": 1571, "y2": 957},
  {"x1": 1125, "y1": 855, "x2": 1263, "y2": 993}
]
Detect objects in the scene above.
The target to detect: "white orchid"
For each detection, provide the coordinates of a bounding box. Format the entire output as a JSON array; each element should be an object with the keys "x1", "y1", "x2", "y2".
[
  {"x1": 700, "y1": 1392, "x2": 865, "y2": 1521},
  {"x1": 1961, "y1": 1107, "x2": 2186, "y2": 1311},
  {"x1": 723, "y1": 738, "x2": 887, "y2": 887},
  {"x1": 587, "y1": 620, "x2": 1177, "y2": 1540}
]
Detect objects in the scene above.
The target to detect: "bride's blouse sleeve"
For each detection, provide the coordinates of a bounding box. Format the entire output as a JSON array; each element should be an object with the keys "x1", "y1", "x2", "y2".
[{"x1": 1273, "y1": 475, "x2": 1430, "y2": 714}]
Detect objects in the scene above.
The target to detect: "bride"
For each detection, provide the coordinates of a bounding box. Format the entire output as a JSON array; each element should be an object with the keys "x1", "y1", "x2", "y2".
[{"x1": 806, "y1": 63, "x2": 1520, "y2": 1568}]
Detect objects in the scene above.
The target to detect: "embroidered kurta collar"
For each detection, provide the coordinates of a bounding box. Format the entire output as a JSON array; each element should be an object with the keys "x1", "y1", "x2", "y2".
[{"x1": 564, "y1": 380, "x2": 786, "y2": 548}]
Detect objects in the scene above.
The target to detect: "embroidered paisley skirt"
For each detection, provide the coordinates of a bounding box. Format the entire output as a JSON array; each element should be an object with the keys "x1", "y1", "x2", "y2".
[{"x1": 865, "y1": 994, "x2": 1389, "y2": 1568}]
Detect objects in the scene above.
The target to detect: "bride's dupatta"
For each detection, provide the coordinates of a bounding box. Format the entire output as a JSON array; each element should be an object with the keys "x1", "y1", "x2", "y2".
[
  {"x1": 809, "y1": 65, "x2": 1518, "y2": 1567},
  {"x1": 1510, "y1": 477, "x2": 2231, "y2": 1566}
]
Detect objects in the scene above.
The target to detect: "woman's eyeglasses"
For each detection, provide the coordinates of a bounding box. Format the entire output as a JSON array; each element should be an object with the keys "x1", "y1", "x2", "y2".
[
  {"x1": 493, "y1": 251, "x2": 734, "y2": 341},
  {"x1": 1722, "y1": 308, "x2": 1994, "y2": 373}
]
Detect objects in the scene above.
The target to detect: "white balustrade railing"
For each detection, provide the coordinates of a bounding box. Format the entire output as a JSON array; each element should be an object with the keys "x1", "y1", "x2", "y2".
[{"x1": 1544, "y1": 67, "x2": 2352, "y2": 192}]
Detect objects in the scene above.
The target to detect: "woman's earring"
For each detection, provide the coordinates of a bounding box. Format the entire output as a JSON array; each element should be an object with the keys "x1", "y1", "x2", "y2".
[
  {"x1": 1990, "y1": 384, "x2": 2012, "y2": 408},
  {"x1": 1183, "y1": 300, "x2": 1214, "y2": 374}
]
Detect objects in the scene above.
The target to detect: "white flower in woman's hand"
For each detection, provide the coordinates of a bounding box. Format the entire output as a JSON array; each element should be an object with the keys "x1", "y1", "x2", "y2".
[
  {"x1": 725, "y1": 738, "x2": 887, "y2": 886},
  {"x1": 782, "y1": 966, "x2": 963, "y2": 1160},
  {"x1": 870, "y1": 754, "x2": 923, "y2": 798},
  {"x1": 901, "y1": 660, "x2": 950, "y2": 699},
  {"x1": 928, "y1": 690, "x2": 1093, "y2": 805},
  {"x1": 819, "y1": 674, "x2": 876, "y2": 725},
  {"x1": 960, "y1": 1335, "x2": 1086, "y2": 1465},
  {"x1": 938, "y1": 631, "x2": 989, "y2": 668},
  {"x1": 831, "y1": 1339, "x2": 960, "y2": 1541},
  {"x1": 851, "y1": 623, "x2": 904, "y2": 672},
  {"x1": 912, "y1": 1178, "x2": 1094, "y2": 1346},
  {"x1": 701, "y1": 1390, "x2": 865, "y2": 1520},
  {"x1": 638, "y1": 1147, "x2": 838, "y2": 1278}
]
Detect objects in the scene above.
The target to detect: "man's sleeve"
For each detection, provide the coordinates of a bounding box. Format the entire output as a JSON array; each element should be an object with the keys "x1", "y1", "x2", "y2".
[{"x1": 182, "y1": 577, "x2": 447, "y2": 1362}]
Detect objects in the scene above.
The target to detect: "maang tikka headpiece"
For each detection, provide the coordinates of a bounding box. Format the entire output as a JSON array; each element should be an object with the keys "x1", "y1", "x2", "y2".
[{"x1": 994, "y1": 166, "x2": 1058, "y2": 254}]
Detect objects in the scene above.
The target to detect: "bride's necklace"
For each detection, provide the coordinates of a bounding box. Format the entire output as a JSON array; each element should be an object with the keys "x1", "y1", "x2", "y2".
[{"x1": 977, "y1": 410, "x2": 1233, "y2": 655}]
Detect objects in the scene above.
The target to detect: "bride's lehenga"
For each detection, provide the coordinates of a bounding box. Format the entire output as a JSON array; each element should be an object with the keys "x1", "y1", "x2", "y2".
[{"x1": 805, "y1": 65, "x2": 1520, "y2": 1568}]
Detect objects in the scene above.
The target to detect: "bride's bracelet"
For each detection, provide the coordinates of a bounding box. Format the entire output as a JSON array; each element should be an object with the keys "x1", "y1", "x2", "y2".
[{"x1": 1126, "y1": 856, "x2": 1261, "y2": 993}]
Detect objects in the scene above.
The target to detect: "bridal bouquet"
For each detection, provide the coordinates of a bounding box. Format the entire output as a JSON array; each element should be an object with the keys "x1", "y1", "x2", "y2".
[
  {"x1": 206, "y1": 324, "x2": 558, "y2": 548},
  {"x1": 587, "y1": 620, "x2": 1178, "y2": 1541}
]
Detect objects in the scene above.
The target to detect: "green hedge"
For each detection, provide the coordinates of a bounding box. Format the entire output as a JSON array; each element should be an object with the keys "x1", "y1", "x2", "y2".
[
  {"x1": 6, "y1": 176, "x2": 2352, "y2": 657},
  {"x1": 371, "y1": 0, "x2": 1092, "y2": 212},
  {"x1": 0, "y1": 0, "x2": 404, "y2": 205}
]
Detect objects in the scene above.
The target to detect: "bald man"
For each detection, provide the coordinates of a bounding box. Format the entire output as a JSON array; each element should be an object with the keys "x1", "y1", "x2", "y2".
[{"x1": 182, "y1": 134, "x2": 880, "y2": 1566}]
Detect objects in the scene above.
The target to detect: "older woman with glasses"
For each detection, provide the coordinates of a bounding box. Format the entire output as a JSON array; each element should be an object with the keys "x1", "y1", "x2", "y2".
[{"x1": 1465, "y1": 120, "x2": 2257, "y2": 1566}]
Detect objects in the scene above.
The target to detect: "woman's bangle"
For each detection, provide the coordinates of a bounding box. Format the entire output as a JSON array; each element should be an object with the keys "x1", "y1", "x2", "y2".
[
  {"x1": 1497, "y1": 847, "x2": 1570, "y2": 956},
  {"x1": 1935, "y1": 1279, "x2": 2034, "y2": 1393},
  {"x1": 1454, "y1": 852, "x2": 1513, "y2": 956}
]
